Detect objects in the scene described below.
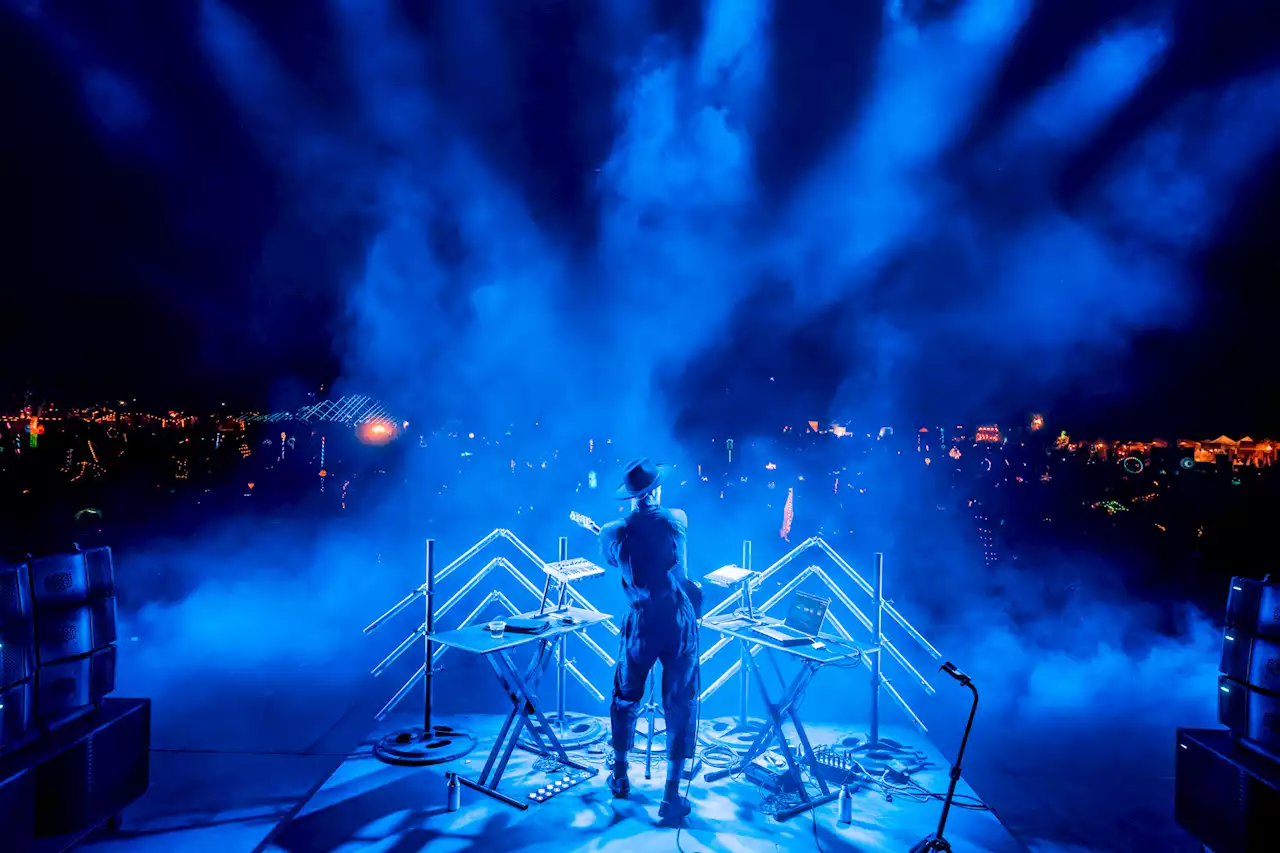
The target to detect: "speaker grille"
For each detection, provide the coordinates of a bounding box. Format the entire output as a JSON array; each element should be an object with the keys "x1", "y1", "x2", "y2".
[
  {"x1": 29, "y1": 553, "x2": 90, "y2": 610},
  {"x1": 0, "y1": 620, "x2": 35, "y2": 690},
  {"x1": 2, "y1": 642, "x2": 24, "y2": 688},
  {"x1": 0, "y1": 570, "x2": 22, "y2": 626},
  {"x1": 0, "y1": 679, "x2": 35, "y2": 755},
  {"x1": 45, "y1": 573, "x2": 73, "y2": 595}
]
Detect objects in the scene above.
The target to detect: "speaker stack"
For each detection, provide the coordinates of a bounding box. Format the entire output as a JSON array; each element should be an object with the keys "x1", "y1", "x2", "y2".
[
  {"x1": 1220, "y1": 576, "x2": 1280, "y2": 757},
  {"x1": 27, "y1": 547, "x2": 118, "y2": 728},
  {"x1": 0, "y1": 545, "x2": 149, "y2": 849},
  {"x1": 1, "y1": 561, "x2": 38, "y2": 756},
  {"x1": 1175, "y1": 575, "x2": 1280, "y2": 853}
]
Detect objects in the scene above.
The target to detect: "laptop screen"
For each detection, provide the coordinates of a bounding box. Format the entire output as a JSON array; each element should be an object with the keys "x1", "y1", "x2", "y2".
[{"x1": 786, "y1": 592, "x2": 830, "y2": 635}]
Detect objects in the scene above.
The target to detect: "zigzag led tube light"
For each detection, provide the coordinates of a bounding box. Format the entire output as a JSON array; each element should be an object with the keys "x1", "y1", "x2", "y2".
[{"x1": 368, "y1": 528, "x2": 614, "y2": 721}]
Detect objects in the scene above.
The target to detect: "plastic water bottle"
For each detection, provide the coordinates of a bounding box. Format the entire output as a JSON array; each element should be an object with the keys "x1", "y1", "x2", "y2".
[
  {"x1": 838, "y1": 783, "x2": 852, "y2": 825},
  {"x1": 447, "y1": 773, "x2": 461, "y2": 812}
]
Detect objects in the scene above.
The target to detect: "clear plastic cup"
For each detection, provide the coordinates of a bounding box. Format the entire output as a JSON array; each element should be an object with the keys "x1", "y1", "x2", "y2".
[{"x1": 488, "y1": 620, "x2": 506, "y2": 639}]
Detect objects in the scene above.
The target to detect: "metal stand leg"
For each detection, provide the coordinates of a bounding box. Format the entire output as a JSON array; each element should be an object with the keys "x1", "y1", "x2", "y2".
[
  {"x1": 554, "y1": 538, "x2": 568, "y2": 725},
  {"x1": 461, "y1": 642, "x2": 598, "y2": 809},
  {"x1": 373, "y1": 539, "x2": 478, "y2": 767},
  {"x1": 640, "y1": 670, "x2": 663, "y2": 780},
  {"x1": 705, "y1": 644, "x2": 840, "y2": 821},
  {"x1": 870, "y1": 551, "x2": 884, "y2": 748}
]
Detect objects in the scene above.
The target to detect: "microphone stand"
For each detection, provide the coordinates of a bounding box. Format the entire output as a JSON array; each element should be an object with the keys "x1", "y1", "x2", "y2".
[{"x1": 910, "y1": 662, "x2": 979, "y2": 853}]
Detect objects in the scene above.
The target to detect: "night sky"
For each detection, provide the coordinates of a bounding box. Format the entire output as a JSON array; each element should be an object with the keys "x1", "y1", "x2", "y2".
[{"x1": 3, "y1": 0, "x2": 1279, "y2": 437}]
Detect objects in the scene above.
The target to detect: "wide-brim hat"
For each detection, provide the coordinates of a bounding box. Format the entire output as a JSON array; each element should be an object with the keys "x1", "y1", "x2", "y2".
[{"x1": 615, "y1": 458, "x2": 668, "y2": 500}]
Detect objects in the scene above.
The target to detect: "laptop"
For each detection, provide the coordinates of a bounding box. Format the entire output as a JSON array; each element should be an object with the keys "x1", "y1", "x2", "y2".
[{"x1": 751, "y1": 592, "x2": 831, "y2": 647}]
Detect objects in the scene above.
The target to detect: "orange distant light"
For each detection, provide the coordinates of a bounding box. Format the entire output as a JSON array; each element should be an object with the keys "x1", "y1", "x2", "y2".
[
  {"x1": 319, "y1": 469, "x2": 327, "y2": 477},
  {"x1": 358, "y1": 420, "x2": 396, "y2": 445},
  {"x1": 247, "y1": 482, "x2": 255, "y2": 489}
]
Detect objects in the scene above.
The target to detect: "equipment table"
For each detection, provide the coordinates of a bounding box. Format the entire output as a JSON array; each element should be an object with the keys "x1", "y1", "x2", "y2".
[
  {"x1": 428, "y1": 606, "x2": 612, "y2": 809},
  {"x1": 701, "y1": 614, "x2": 868, "y2": 821}
]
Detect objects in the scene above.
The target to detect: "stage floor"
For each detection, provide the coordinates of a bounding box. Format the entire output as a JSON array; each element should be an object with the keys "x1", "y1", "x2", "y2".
[{"x1": 256, "y1": 712, "x2": 1025, "y2": 853}]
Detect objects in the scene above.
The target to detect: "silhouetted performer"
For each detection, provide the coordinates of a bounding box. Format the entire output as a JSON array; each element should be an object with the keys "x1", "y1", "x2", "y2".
[{"x1": 599, "y1": 458, "x2": 700, "y2": 821}]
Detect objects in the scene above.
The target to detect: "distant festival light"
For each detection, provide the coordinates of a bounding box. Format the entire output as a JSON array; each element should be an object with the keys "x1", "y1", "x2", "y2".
[
  {"x1": 780, "y1": 488, "x2": 794, "y2": 540},
  {"x1": 975, "y1": 425, "x2": 1001, "y2": 443},
  {"x1": 358, "y1": 420, "x2": 397, "y2": 445}
]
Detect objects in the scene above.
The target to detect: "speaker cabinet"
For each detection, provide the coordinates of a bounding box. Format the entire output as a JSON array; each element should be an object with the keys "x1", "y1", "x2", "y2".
[
  {"x1": 0, "y1": 759, "x2": 35, "y2": 853},
  {"x1": 0, "y1": 562, "x2": 32, "y2": 626},
  {"x1": 1218, "y1": 675, "x2": 1280, "y2": 753},
  {"x1": 0, "y1": 679, "x2": 35, "y2": 757},
  {"x1": 1227, "y1": 577, "x2": 1280, "y2": 640},
  {"x1": 0, "y1": 563, "x2": 36, "y2": 690},
  {"x1": 1222, "y1": 631, "x2": 1280, "y2": 694},
  {"x1": 35, "y1": 596, "x2": 117, "y2": 667},
  {"x1": 0, "y1": 619, "x2": 35, "y2": 693},
  {"x1": 33, "y1": 698, "x2": 150, "y2": 838},
  {"x1": 35, "y1": 645, "x2": 116, "y2": 725},
  {"x1": 27, "y1": 547, "x2": 115, "y2": 611},
  {"x1": 1175, "y1": 728, "x2": 1280, "y2": 853}
]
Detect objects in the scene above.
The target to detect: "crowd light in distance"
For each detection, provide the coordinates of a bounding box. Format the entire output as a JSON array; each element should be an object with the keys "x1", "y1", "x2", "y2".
[{"x1": 975, "y1": 425, "x2": 1001, "y2": 443}]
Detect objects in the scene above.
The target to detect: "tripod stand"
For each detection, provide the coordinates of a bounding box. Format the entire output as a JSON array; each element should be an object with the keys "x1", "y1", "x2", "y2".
[
  {"x1": 638, "y1": 670, "x2": 664, "y2": 779},
  {"x1": 911, "y1": 662, "x2": 979, "y2": 853}
]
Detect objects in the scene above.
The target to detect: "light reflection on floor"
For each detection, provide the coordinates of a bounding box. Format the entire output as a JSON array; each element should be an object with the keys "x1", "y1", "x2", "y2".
[{"x1": 258, "y1": 713, "x2": 1022, "y2": 853}]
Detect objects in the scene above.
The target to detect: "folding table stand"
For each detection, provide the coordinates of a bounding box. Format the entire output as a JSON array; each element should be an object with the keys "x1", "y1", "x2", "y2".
[
  {"x1": 702, "y1": 615, "x2": 865, "y2": 821},
  {"x1": 428, "y1": 607, "x2": 611, "y2": 809}
]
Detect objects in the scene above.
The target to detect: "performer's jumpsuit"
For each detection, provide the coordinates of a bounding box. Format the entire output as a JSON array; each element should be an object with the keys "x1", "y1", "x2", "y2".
[{"x1": 599, "y1": 505, "x2": 699, "y2": 764}]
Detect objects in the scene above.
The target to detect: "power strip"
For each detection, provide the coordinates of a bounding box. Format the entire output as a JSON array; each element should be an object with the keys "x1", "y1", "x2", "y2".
[{"x1": 526, "y1": 769, "x2": 594, "y2": 804}]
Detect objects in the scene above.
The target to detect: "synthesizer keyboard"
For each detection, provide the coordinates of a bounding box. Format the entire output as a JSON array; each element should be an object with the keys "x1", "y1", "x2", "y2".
[{"x1": 543, "y1": 558, "x2": 605, "y2": 584}]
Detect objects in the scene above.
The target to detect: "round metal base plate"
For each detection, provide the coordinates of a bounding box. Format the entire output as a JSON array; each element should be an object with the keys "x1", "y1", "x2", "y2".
[
  {"x1": 698, "y1": 716, "x2": 770, "y2": 752},
  {"x1": 374, "y1": 725, "x2": 477, "y2": 766},
  {"x1": 518, "y1": 714, "x2": 606, "y2": 751},
  {"x1": 836, "y1": 734, "x2": 927, "y2": 776}
]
